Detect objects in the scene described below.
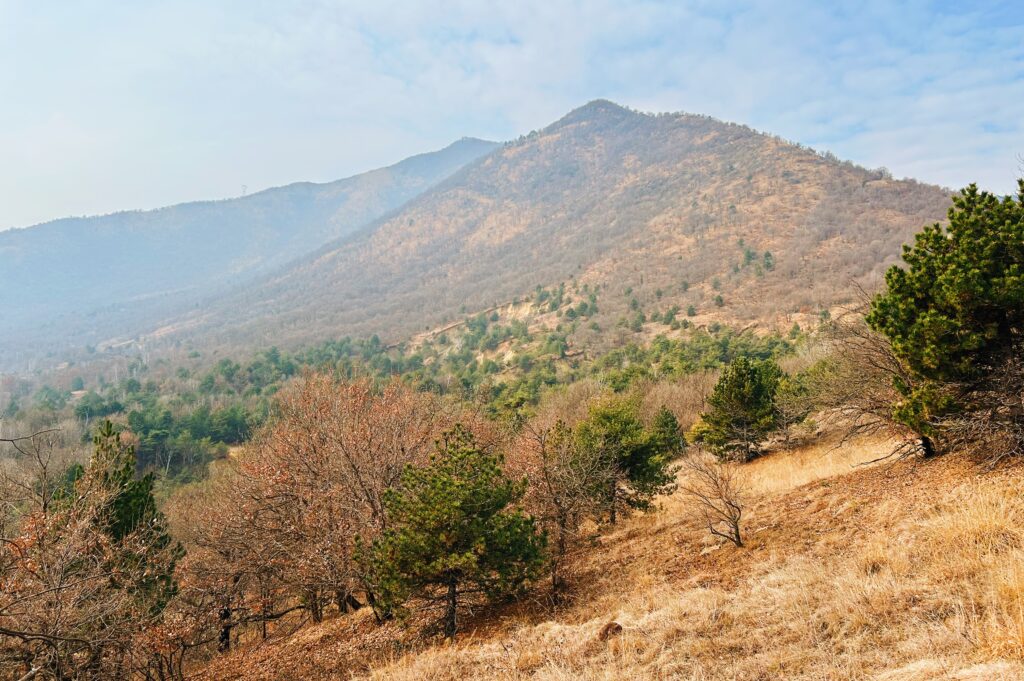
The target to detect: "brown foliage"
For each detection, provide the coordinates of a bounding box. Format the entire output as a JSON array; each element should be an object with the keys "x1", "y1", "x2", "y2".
[
  {"x1": 505, "y1": 381, "x2": 613, "y2": 597},
  {"x1": 638, "y1": 373, "x2": 717, "y2": 434},
  {"x1": 811, "y1": 313, "x2": 923, "y2": 458},
  {"x1": 512, "y1": 419, "x2": 611, "y2": 598},
  {"x1": 165, "y1": 374, "x2": 490, "y2": 652},
  {"x1": 0, "y1": 430, "x2": 179, "y2": 679}
]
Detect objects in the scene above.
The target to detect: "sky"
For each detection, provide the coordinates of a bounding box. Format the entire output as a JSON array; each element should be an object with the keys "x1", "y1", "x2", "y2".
[{"x1": 1, "y1": 0, "x2": 1023, "y2": 230}]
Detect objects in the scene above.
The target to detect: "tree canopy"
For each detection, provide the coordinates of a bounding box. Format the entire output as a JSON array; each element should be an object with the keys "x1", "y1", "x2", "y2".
[
  {"x1": 691, "y1": 357, "x2": 781, "y2": 461},
  {"x1": 575, "y1": 397, "x2": 679, "y2": 523},
  {"x1": 360, "y1": 426, "x2": 545, "y2": 638},
  {"x1": 867, "y1": 181, "x2": 1024, "y2": 450}
]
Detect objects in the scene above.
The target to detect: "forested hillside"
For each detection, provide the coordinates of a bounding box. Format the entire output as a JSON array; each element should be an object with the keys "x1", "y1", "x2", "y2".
[{"x1": 4, "y1": 0, "x2": 1022, "y2": 673}]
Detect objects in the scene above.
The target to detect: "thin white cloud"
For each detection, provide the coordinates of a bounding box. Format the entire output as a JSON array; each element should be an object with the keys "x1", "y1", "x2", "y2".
[{"x1": 1, "y1": 0, "x2": 1021, "y2": 229}]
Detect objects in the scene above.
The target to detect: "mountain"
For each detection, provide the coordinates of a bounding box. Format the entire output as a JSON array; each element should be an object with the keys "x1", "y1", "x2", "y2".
[
  {"x1": 0, "y1": 137, "x2": 497, "y2": 350},
  {"x1": 151, "y1": 100, "x2": 951, "y2": 354}
]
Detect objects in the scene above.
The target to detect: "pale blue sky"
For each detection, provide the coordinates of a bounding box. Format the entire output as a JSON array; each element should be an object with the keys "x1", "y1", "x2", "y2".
[{"x1": 2, "y1": 0, "x2": 1022, "y2": 229}]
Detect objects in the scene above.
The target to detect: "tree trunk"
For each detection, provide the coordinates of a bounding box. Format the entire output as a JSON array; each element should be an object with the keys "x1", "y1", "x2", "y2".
[
  {"x1": 608, "y1": 479, "x2": 617, "y2": 525},
  {"x1": 444, "y1": 577, "x2": 458, "y2": 639},
  {"x1": 336, "y1": 590, "x2": 363, "y2": 613},
  {"x1": 260, "y1": 590, "x2": 269, "y2": 640},
  {"x1": 365, "y1": 588, "x2": 391, "y2": 623},
  {"x1": 218, "y1": 605, "x2": 232, "y2": 652},
  {"x1": 730, "y1": 518, "x2": 743, "y2": 547},
  {"x1": 306, "y1": 590, "x2": 323, "y2": 623},
  {"x1": 920, "y1": 435, "x2": 937, "y2": 459},
  {"x1": 551, "y1": 522, "x2": 568, "y2": 601},
  {"x1": 550, "y1": 557, "x2": 560, "y2": 602}
]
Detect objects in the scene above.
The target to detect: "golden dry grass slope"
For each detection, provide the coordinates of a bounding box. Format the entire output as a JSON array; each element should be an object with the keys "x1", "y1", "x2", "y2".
[
  {"x1": 197, "y1": 437, "x2": 1024, "y2": 680},
  {"x1": 164, "y1": 100, "x2": 951, "y2": 355}
]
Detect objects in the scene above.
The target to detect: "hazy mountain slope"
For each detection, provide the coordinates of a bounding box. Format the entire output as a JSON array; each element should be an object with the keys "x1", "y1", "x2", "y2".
[
  {"x1": 168, "y1": 100, "x2": 950, "y2": 352},
  {"x1": 0, "y1": 137, "x2": 497, "y2": 336}
]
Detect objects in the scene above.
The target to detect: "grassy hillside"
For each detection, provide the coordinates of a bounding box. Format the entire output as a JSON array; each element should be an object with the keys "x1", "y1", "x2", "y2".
[
  {"x1": 154, "y1": 100, "x2": 951, "y2": 355},
  {"x1": 0, "y1": 137, "x2": 497, "y2": 365},
  {"x1": 196, "y1": 434, "x2": 1024, "y2": 680}
]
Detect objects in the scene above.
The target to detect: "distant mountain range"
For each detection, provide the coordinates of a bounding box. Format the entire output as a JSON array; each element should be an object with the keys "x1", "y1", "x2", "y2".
[
  {"x1": 1, "y1": 101, "x2": 954, "y2": 370},
  {"x1": 0, "y1": 137, "x2": 497, "y2": 359}
]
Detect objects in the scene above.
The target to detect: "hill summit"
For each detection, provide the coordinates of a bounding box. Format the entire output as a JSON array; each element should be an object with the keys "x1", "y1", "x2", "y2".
[{"x1": 157, "y1": 100, "x2": 950, "y2": 354}]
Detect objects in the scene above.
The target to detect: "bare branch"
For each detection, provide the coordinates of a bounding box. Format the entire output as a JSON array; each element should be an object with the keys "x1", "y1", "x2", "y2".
[{"x1": 679, "y1": 452, "x2": 745, "y2": 547}]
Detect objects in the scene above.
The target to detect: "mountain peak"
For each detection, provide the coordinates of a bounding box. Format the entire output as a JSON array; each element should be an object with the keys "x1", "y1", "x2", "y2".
[
  {"x1": 577, "y1": 98, "x2": 630, "y2": 114},
  {"x1": 549, "y1": 99, "x2": 637, "y2": 130},
  {"x1": 168, "y1": 101, "x2": 949, "y2": 358}
]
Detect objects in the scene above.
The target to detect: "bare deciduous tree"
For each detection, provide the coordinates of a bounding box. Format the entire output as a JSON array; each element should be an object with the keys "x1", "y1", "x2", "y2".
[
  {"x1": 166, "y1": 374, "x2": 492, "y2": 649},
  {"x1": 935, "y1": 356, "x2": 1024, "y2": 467},
  {"x1": 812, "y1": 310, "x2": 928, "y2": 460},
  {"x1": 0, "y1": 429, "x2": 180, "y2": 680},
  {"x1": 680, "y1": 452, "x2": 745, "y2": 547}
]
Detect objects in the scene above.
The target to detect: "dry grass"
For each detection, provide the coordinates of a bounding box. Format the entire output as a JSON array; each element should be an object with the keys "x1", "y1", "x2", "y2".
[
  {"x1": 363, "y1": 441, "x2": 1024, "y2": 680},
  {"x1": 740, "y1": 434, "x2": 899, "y2": 496},
  {"x1": 199, "y1": 436, "x2": 1024, "y2": 680}
]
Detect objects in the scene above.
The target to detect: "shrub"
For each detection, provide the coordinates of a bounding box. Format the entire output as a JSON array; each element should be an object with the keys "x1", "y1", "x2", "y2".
[{"x1": 680, "y1": 452, "x2": 745, "y2": 547}]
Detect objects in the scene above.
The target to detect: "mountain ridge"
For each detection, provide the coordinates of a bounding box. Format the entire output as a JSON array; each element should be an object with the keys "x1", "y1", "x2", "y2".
[
  {"x1": 0, "y1": 137, "x2": 498, "y2": 362},
  {"x1": 139, "y1": 100, "x2": 950, "y2": 356},
  {"x1": 2, "y1": 136, "x2": 497, "y2": 236}
]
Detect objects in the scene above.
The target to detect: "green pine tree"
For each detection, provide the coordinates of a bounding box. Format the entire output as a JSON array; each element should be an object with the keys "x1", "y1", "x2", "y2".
[
  {"x1": 867, "y1": 181, "x2": 1024, "y2": 451},
  {"x1": 361, "y1": 426, "x2": 545, "y2": 639},
  {"x1": 691, "y1": 357, "x2": 781, "y2": 461},
  {"x1": 575, "y1": 397, "x2": 679, "y2": 524},
  {"x1": 651, "y1": 406, "x2": 685, "y2": 457},
  {"x1": 87, "y1": 420, "x2": 181, "y2": 612}
]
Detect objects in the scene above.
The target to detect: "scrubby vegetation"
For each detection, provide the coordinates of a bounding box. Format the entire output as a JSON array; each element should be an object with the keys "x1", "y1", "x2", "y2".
[
  {"x1": 1, "y1": 299, "x2": 796, "y2": 488},
  {"x1": 1, "y1": 177, "x2": 1021, "y2": 679}
]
